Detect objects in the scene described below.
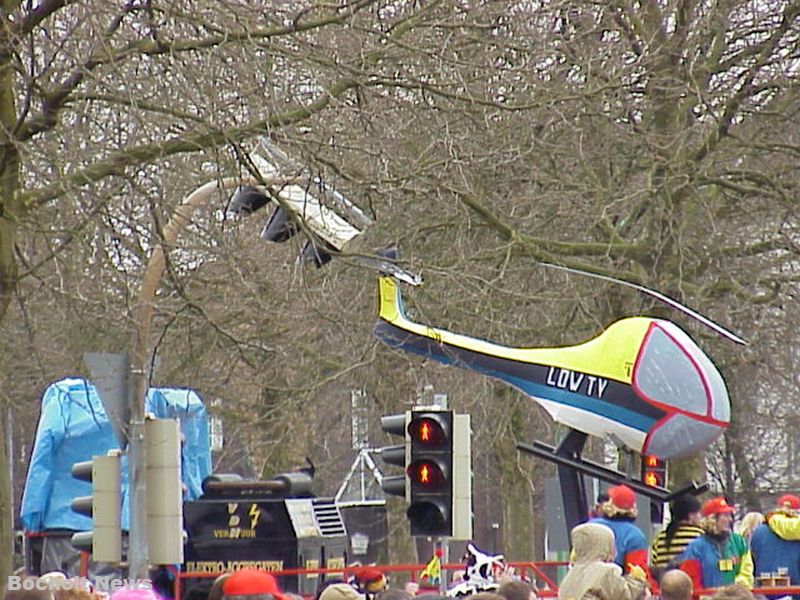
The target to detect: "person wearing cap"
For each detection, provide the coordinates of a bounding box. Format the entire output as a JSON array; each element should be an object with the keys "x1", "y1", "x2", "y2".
[
  {"x1": 650, "y1": 495, "x2": 705, "y2": 579},
  {"x1": 593, "y1": 484, "x2": 655, "y2": 589},
  {"x1": 750, "y1": 494, "x2": 800, "y2": 595},
  {"x1": 222, "y1": 569, "x2": 285, "y2": 600},
  {"x1": 352, "y1": 567, "x2": 387, "y2": 599},
  {"x1": 760, "y1": 494, "x2": 800, "y2": 541},
  {"x1": 678, "y1": 496, "x2": 754, "y2": 591}
]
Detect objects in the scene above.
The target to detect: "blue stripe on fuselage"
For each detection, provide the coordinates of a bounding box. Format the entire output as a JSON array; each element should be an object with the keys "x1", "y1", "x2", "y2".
[
  {"x1": 501, "y1": 375, "x2": 655, "y2": 432},
  {"x1": 374, "y1": 320, "x2": 655, "y2": 433}
]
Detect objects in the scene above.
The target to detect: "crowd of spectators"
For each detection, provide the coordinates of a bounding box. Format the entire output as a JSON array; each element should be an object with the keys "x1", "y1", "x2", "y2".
[{"x1": 7, "y1": 487, "x2": 800, "y2": 600}]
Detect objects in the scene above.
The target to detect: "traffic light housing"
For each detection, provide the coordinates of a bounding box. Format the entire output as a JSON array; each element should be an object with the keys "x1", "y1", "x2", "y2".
[
  {"x1": 378, "y1": 411, "x2": 410, "y2": 499},
  {"x1": 642, "y1": 454, "x2": 667, "y2": 488},
  {"x1": 642, "y1": 454, "x2": 668, "y2": 524},
  {"x1": 406, "y1": 410, "x2": 472, "y2": 539},
  {"x1": 145, "y1": 418, "x2": 184, "y2": 565},
  {"x1": 452, "y1": 412, "x2": 472, "y2": 540},
  {"x1": 70, "y1": 451, "x2": 122, "y2": 562}
]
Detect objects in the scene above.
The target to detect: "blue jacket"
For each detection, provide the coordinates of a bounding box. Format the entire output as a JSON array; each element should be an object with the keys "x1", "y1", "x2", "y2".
[
  {"x1": 680, "y1": 533, "x2": 753, "y2": 589},
  {"x1": 592, "y1": 517, "x2": 648, "y2": 568},
  {"x1": 751, "y1": 522, "x2": 800, "y2": 584}
]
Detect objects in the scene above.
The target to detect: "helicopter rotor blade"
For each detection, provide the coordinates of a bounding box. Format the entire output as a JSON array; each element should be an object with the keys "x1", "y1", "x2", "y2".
[{"x1": 540, "y1": 263, "x2": 748, "y2": 346}]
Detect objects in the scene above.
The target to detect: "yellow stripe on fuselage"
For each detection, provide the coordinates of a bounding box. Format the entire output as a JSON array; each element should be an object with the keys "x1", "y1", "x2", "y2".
[{"x1": 378, "y1": 276, "x2": 651, "y2": 384}]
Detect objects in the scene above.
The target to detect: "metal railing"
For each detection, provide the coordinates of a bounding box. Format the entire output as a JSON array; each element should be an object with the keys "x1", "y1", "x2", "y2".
[
  {"x1": 175, "y1": 561, "x2": 568, "y2": 599},
  {"x1": 175, "y1": 563, "x2": 800, "y2": 599}
]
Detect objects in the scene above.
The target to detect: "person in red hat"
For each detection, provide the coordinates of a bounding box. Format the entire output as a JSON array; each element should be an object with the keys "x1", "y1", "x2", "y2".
[
  {"x1": 222, "y1": 569, "x2": 285, "y2": 600},
  {"x1": 592, "y1": 484, "x2": 656, "y2": 590},
  {"x1": 750, "y1": 493, "x2": 800, "y2": 594},
  {"x1": 351, "y1": 567, "x2": 387, "y2": 599},
  {"x1": 678, "y1": 496, "x2": 753, "y2": 592}
]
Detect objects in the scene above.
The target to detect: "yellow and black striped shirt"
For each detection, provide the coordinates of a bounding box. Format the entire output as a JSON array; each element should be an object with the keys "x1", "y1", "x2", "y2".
[{"x1": 650, "y1": 524, "x2": 705, "y2": 569}]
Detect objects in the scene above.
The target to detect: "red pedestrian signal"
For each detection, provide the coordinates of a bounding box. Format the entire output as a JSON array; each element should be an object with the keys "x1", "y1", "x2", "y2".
[
  {"x1": 641, "y1": 454, "x2": 668, "y2": 524},
  {"x1": 418, "y1": 463, "x2": 429, "y2": 483},
  {"x1": 420, "y1": 421, "x2": 431, "y2": 442},
  {"x1": 403, "y1": 409, "x2": 473, "y2": 539},
  {"x1": 409, "y1": 460, "x2": 445, "y2": 488},
  {"x1": 409, "y1": 417, "x2": 446, "y2": 446},
  {"x1": 644, "y1": 471, "x2": 662, "y2": 487},
  {"x1": 641, "y1": 454, "x2": 667, "y2": 488}
]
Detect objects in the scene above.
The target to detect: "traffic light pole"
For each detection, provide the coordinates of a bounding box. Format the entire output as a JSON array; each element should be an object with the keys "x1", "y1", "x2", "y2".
[
  {"x1": 436, "y1": 538, "x2": 449, "y2": 594},
  {"x1": 126, "y1": 422, "x2": 147, "y2": 579}
]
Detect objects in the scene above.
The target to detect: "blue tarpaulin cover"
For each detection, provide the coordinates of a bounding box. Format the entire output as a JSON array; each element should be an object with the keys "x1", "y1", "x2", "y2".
[{"x1": 20, "y1": 377, "x2": 212, "y2": 532}]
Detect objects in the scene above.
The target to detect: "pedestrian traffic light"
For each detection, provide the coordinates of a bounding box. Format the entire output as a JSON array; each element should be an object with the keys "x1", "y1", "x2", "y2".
[
  {"x1": 70, "y1": 451, "x2": 122, "y2": 562},
  {"x1": 641, "y1": 454, "x2": 668, "y2": 488},
  {"x1": 406, "y1": 409, "x2": 472, "y2": 539},
  {"x1": 642, "y1": 454, "x2": 667, "y2": 524},
  {"x1": 378, "y1": 412, "x2": 410, "y2": 499},
  {"x1": 145, "y1": 418, "x2": 184, "y2": 565}
]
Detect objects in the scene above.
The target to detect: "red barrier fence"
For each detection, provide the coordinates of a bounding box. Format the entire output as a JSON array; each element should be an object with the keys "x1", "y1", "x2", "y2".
[
  {"x1": 176, "y1": 563, "x2": 800, "y2": 600},
  {"x1": 175, "y1": 561, "x2": 568, "y2": 599}
]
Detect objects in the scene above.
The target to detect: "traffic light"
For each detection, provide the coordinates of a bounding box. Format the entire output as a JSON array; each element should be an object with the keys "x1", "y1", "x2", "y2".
[
  {"x1": 145, "y1": 418, "x2": 184, "y2": 565},
  {"x1": 406, "y1": 410, "x2": 472, "y2": 539},
  {"x1": 641, "y1": 454, "x2": 668, "y2": 488},
  {"x1": 378, "y1": 411, "x2": 410, "y2": 499},
  {"x1": 70, "y1": 451, "x2": 122, "y2": 562},
  {"x1": 642, "y1": 454, "x2": 667, "y2": 524}
]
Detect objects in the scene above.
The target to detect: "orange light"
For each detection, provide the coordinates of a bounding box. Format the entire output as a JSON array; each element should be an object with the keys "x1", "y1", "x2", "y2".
[
  {"x1": 420, "y1": 422, "x2": 431, "y2": 442},
  {"x1": 410, "y1": 417, "x2": 445, "y2": 445},
  {"x1": 644, "y1": 472, "x2": 660, "y2": 487},
  {"x1": 645, "y1": 455, "x2": 660, "y2": 467},
  {"x1": 419, "y1": 464, "x2": 430, "y2": 483},
  {"x1": 410, "y1": 460, "x2": 444, "y2": 488}
]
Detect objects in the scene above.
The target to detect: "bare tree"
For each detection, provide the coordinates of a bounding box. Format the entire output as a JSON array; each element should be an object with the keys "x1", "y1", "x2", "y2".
[{"x1": 1, "y1": 0, "x2": 799, "y2": 575}]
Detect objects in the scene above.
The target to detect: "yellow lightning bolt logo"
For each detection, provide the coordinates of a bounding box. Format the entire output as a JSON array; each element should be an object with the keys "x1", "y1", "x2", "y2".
[{"x1": 248, "y1": 503, "x2": 261, "y2": 529}]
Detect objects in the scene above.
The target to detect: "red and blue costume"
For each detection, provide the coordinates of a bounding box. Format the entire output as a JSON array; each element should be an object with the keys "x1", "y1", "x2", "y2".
[
  {"x1": 593, "y1": 484, "x2": 655, "y2": 591},
  {"x1": 677, "y1": 496, "x2": 753, "y2": 593}
]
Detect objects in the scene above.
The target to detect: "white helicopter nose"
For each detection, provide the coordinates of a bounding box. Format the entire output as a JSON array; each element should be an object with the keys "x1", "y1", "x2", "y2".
[{"x1": 634, "y1": 320, "x2": 730, "y2": 459}]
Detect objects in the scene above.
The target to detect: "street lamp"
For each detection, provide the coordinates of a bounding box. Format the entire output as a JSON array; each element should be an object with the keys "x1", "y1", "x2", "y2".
[
  {"x1": 127, "y1": 146, "x2": 376, "y2": 577},
  {"x1": 128, "y1": 176, "x2": 285, "y2": 578}
]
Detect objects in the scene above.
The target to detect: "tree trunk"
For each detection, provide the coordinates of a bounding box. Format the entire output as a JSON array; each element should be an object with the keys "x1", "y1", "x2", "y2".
[
  {"x1": 493, "y1": 386, "x2": 537, "y2": 560},
  {"x1": 0, "y1": 406, "x2": 12, "y2": 582},
  {"x1": 0, "y1": 1, "x2": 21, "y2": 580}
]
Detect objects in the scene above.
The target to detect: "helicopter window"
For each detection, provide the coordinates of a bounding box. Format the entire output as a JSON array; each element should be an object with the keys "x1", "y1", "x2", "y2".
[
  {"x1": 645, "y1": 414, "x2": 725, "y2": 459},
  {"x1": 685, "y1": 336, "x2": 730, "y2": 423},
  {"x1": 633, "y1": 326, "x2": 708, "y2": 414}
]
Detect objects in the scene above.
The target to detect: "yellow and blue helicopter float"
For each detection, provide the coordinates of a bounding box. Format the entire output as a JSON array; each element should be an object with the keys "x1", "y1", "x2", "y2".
[
  {"x1": 373, "y1": 271, "x2": 732, "y2": 461},
  {"x1": 371, "y1": 253, "x2": 744, "y2": 528}
]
